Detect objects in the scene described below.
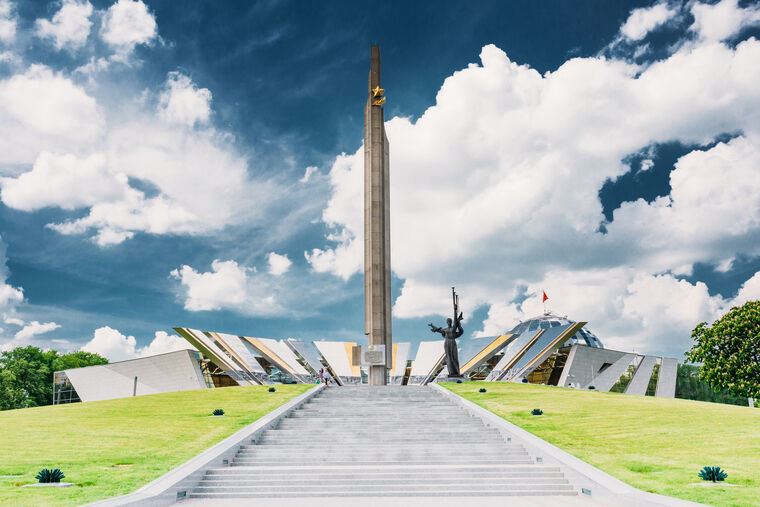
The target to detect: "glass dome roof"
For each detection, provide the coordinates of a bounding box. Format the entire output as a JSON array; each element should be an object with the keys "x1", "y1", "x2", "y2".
[{"x1": 508, "y1": 312, "x2": 604, "y2": 349}]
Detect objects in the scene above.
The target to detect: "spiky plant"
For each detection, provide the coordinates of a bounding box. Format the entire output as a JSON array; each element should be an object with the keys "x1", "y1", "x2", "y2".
[
  {"x1": 479, "y1": 387, "x2": 487, "y2": 393},
  {"x1": 268, "y1": 387, "x2": 276, "y2": 393},
  {"x1": 36, "y1": 468, "x2": 65, "y2": 483},
  {"x1": 212, "y1": 408, "x2": 224, "y2": 416},
  {"x1": 531, "y1": 408, "x2": 543, "y2": 416},
  {"x1": 698, "y1": 466, "x2": 728, "y2": 482}
]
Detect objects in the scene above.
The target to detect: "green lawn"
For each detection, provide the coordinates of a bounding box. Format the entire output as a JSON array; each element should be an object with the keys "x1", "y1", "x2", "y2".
[
  {"x1": 444, "y1": 382, "x2": 759, "y2": 507},
  {"x1": 0, "y1": 384, "x2": 313, "y2": 506}
]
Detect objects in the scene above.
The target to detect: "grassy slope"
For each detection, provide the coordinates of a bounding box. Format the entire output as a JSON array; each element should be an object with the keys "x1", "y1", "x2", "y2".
[
  {"x1": 444, "y1": 382, "x2": 759, "y2": 507},
  {"x1": 0, "y1": 384, "x2": 313, "y2": 506}
]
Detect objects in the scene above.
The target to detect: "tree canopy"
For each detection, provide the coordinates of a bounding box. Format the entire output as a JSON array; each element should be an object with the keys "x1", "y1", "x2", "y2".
[
  {"x1": 687, "y1": 300, "x2": 759, "y2": 400},
  {"x1": 0, "y1": 346, "x2": 108, "y2": 411}
]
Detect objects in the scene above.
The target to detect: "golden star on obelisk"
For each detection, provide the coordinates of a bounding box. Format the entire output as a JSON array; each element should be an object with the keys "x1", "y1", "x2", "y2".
[{"x1": 372, "y1": 85, "x2": 384, "y2": 97}]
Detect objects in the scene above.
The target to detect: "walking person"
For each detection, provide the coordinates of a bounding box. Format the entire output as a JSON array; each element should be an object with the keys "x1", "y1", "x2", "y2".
[{"x1": 319, "y1": 367, "x2": 331, "y2": 386}]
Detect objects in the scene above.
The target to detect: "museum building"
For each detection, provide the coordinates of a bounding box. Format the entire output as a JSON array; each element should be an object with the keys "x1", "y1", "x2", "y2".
[{"x1": 53, "y1": 311, "x2": 677, "y2": 403}]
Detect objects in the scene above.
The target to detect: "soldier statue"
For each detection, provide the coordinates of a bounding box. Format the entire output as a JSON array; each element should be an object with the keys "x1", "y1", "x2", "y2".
[{"x1": 428, "y1": 287, "x2": 464, "y2": 377}]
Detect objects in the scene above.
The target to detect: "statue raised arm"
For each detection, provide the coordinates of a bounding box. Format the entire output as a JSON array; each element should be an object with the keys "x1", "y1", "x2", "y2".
[{"x1": 428, "y1": 323, "x2": 444, "y2": 335}]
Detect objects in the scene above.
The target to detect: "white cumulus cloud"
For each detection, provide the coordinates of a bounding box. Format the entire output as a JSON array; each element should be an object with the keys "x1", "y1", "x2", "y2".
[
  {"x1": 158, "y1": 71, "x2": 212, "y2": 127},
  {"x1": 35, "y1": 0, "x2": 93, "y2": 50},
  {"x1": 1, "y1": 70, "x2": 275, "y2": 246},
  {"x1": 267, "y1": 252, "x2": 292, "y2": 276},
  {"x1": 171, "y1": 260, "x2": 250, "y2": 312},
  {"x1": 100, "y1": 0, "x2": 157, "y2": 58},
  {"x1": 308, "y1": 31, "x2": 760, "y2": 356},
  {"x1": 80, "y1": 326, "x2": 194, "y2": 361},
  {"x1": 14, "y1": 321, "x2": 61, "y2": 341},
  {"x1": 620, "y1": 1, "x2": 678, "y2": 41},
  {"x1": 1, "y1": 151, "x2": 129, "y2": 211},
  {"x1": 171, "y1": 258, "x2": 341, "y2": 317},
  {"x1": 170, "y1": 259, "x2": 288, "y2": 316},
  {"x1": 0, "y1": 0, "x2": 16, "y2": 44},
  {"x1": 0, "y1": 65, "x2": 104, "y2": 165},
  {"x1": 690, "y1": 0, "x2": 760, "y2": 42},
  {"x1": 734, "y1": 271, "x2": 760, "y2": 306},
  {"x1": 81, "y1": 326, "x2": 137, "y2": 361},
  {"x1": 135, "y1": 330, "x2": 196, "y2": 358}
]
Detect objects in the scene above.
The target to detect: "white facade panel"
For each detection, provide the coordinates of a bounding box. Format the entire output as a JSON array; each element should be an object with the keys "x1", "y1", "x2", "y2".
[
  {"x1": 408, "y1": 340, "x2": 444, "y2": 385},
  {"x1": 558, "y1": 345, "x2": 628, "y2": 388},
  {"x1": 285, "y1": 339, "x2": 324, "y2": 374},
  {"x1": 656, "y1": 357, "x2": 678, "y2": 398},
  {"x1": 314, "y1": 341, "x2": 354, "y2": 378},
  {"x1": 625, "y1": 355, "x2": 657, "y2": 395},
  {"x1": 585, "y1": 353, "x2": 636, "y2": 391},
  {"x1": 258, "y1": 338, "x2": 310, "y2": 376},
  {"x1": 212, "y1": 333, "x2": 268, "y2": 374},
  {"x1": 392, "y1": 342, "x2": 411, "y2": 377},
  {"x1": 64, "y1": 350, "x2": 207, "y2": 403}
]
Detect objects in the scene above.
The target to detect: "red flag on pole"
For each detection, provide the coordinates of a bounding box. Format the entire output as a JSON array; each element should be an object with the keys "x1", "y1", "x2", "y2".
[{"x1": 542, "y1": 291, "x2": 549, "y2": 303}]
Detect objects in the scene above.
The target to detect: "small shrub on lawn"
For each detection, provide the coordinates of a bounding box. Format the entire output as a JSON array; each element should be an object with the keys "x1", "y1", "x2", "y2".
[
  {"x1": 479, "y1": 388, "x2": 487, "y2": 393},
  {"x1": 268, "y1": 387, "x2": 276, "y2": 393},
  {"x1": 531, "y1": 408, "x2": 543, "y2": 416},
  {"x1": 456, "y1": 379, "x2": 463, "y2": 383},
  {"x1": 212, "y1": 408, "x2": 225, "y2": 416},
  {"x1": 588, "y1": 385, "x2": 596, "y2": 390},
  {"x1": 698, "y1": 466, "x2": 728, "y2": 482},
  {"x1": 36, "y1": 468, "x2": 65, "y2": 483}
]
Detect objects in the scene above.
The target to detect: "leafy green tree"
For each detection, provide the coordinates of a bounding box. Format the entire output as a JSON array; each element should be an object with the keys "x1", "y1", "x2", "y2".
[
  {"x1": 675, "y1": 363, "x2": 748, "y2": 406},
  {"x1": 53, "y1": 351, "x2": 108, "y2": 372},
  {"x1": 0, "y1": 368, "x2": 28, "y2": 411},
  {"x1": 0, "y1": 346, "x2": 57, "y2": 408},
  {"x1": 0, "y1": 346, "x2": 108, "y2": 410},
  {"x1": 687, "y1": 300, "x2": 759, "y2": 399}
]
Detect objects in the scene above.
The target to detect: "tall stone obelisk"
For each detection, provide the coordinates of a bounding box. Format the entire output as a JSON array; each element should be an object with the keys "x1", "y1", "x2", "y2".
[{"x1": 364, "y1": 45, "x2": 392, "y2": 386}]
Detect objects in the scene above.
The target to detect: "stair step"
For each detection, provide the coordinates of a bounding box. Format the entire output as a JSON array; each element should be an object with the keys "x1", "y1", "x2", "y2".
[
  {"x1": 231, "y1": 460, "x2": 536, "y2": 466},
  {"x1": 192, "y1": 484, "x2": 575, "y2": 493},
  {"x1": 188, "y1": 490, "x2": 579, "y2": 498},
  {"x1": 238, "y1": 445, "x2": 525, "y2": 452},
  {"x1": 198, "y1": 478, "x2": 569, "y2": 486},
  {"x1": 204, "y1": 466, "x2": 564, "y2": 481},
  {"x1": 188, "y1": 386, "x2": 576, "y2": 499}
]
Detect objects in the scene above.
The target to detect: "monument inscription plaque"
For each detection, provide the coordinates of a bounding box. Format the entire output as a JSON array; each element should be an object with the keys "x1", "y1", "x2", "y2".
[{"x1": 362, "y1": 345, "x2": 387, "y2": 366}]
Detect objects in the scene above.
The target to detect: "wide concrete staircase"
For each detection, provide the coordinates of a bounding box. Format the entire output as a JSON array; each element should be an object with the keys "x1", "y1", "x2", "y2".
[{"x1": 188, "y1": 386, "x2": 577, "y2": 499}]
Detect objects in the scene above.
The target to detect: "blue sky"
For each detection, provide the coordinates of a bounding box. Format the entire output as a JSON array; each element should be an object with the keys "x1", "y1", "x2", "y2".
[{"x1": 0, "y1": 0, "x2": 758, "y2": 360}]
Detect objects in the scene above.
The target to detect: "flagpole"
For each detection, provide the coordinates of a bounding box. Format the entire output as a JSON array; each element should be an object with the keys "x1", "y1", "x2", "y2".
[{"x1": 542, "y1": 289, "x2": 548, "y2": 315}]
